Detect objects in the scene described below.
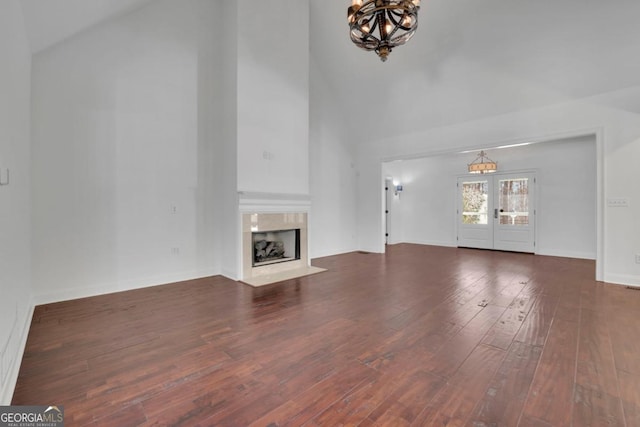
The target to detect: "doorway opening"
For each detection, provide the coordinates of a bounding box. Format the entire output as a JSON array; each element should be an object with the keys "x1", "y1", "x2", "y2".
[{"x1": 457, "y1": 172, "x2": 536, "y2": 253}]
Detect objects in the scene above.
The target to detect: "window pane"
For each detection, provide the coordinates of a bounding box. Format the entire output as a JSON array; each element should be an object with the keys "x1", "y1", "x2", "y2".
[
  {"x1": 462, "y1": 181, "x2": 488, "y2": 225},
  {"x1": 498, "y1": 178, "x2": 529, "y2": 225}
]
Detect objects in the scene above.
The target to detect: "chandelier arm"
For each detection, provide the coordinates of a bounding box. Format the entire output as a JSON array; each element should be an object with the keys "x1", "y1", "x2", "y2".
[
  {"x1": 374, "y1": 10, "x2": 387, "y2": 39},
  {"x1": 385, "y1": 10, "x2": 399, "y2": 38},
  {"x1": 363, "y1": 16, "x2": 381, "y2": 43},
  {"x1": 388, "y1": 8, "x2": 415, "y2": 31},
  {"x1": 351, "y1": 14, "x2": 382, "y2": 48}
]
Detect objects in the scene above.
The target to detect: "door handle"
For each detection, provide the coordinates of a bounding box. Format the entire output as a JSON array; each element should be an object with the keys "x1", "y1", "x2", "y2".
[{"x1": 494, "y1": 208, "x2": 498, "y2": 219}]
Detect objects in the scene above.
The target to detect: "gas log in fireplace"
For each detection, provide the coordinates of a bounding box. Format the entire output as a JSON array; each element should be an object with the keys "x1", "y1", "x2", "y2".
[{"x1": 252, "y1": 229, "x2": 301, "y2": 267}]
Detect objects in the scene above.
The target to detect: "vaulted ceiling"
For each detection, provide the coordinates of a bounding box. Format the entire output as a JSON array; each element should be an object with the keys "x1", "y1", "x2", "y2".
[
  {"x1": 19, "y1": 0, "x2": 640, "y2": 142},
  {"x1": 20, "y1": 0, "x2": 155, "y2": 53},
  {"x1": 311, "y1": 0, "x2": 640, "y2": 141}
]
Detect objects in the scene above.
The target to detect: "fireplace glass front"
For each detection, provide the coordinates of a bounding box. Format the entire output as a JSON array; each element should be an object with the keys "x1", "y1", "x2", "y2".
[{"x1": 252, "y1": 229, "x2": 301, "y2": 267}]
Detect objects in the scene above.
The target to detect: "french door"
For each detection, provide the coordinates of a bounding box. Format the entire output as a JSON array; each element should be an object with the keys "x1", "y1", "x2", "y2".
[{"x1": 457, "y1": 172, "x2": 535, "y2": 253}]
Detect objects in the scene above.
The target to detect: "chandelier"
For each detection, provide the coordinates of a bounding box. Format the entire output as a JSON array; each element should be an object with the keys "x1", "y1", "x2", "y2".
[
  {"x1": 468, "y1": 151, "x2": 498, "y2": 174},
  {"x1": 348, "y1": 0, "x2": 421, "y2": 62}
]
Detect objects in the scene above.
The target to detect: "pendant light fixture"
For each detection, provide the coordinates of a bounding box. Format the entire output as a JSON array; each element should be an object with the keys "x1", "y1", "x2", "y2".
[
  {"x1": 348, "y1": 0, "x2": 421, "y2": 62},
  {"x1": 468, "y1": 151, "x2": 498, "y2": 174}
]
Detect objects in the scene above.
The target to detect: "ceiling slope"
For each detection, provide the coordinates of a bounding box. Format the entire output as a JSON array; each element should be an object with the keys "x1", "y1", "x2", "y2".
[
  {"x1": 21, "y1": 0, "x2": 157, "y2": 53},
  {"x1": 311, "y1": 0, "x2": 640, "y2": 141}
]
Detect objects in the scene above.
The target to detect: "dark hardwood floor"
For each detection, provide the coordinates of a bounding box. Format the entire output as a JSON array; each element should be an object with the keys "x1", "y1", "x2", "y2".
[{"x1": 12, "y1": 244, "x2": 640, "y2": 426}]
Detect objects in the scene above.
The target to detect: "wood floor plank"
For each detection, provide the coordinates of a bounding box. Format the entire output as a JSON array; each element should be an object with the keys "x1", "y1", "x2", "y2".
[
  {"x1": 573, "y1": 308, "x2": 625, "y2": 426},
  {"x1": 607, "y1": 307, "x2": 640, "y2": 376},
  {"x1": 514, "y1": 293, "x2": 559, "y2": 347},
  {"x1": 242, "y1": 361, "x2": 376, "y2": 427},
  {"x1": 246, "y1": 400, "x2": 305, "y2": 427},
  {"x1": 521, "y1": 315, "x2": 580, "y2": 426},
  {"x1": 465, "y1": 341, "x2": 543, "y2": 427},
  {"x1": 365, "y1": 370, "x2": 445, "y2": 426},
  {"x1": 413, "y1": 344, "x2": 506, "y2": 426},
  {"x1": 482, "y1": 293, "x2": 537, "y2": 350},
  {"x1": 618, "y1": 369, "x2": 640, "y2": 426},
  {"x1": 83, "y1": 403, "x2": 147, "y2": 427},
  {"x1": 425, "y1": 304, "x2": 505, "y2": 379},
  {"x1": 311, "y1": 370, "x2": 404, "y2": 426},
  {"x1": 518, "y1": 415, "x2": 554, "y2": 426},
  {"x1": 10, "y1": 244, "x2": 640, "y2": 426}
]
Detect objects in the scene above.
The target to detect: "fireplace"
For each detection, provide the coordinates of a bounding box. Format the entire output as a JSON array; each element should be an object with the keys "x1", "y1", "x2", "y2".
[
  {"x1": 241, "y1": 212, "x2": 325, "y2": 286},
  {"x1": 252, "y1": 229, "x2": 301, "y2": 267}
]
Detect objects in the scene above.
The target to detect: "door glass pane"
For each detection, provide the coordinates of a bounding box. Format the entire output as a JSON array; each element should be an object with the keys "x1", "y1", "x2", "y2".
[
  {"x1": 498, "y1": 178, "x2": 529, "y2": 225},
  {"x1": 462, "y1": 181, "x2": 489, "y2": 224}
]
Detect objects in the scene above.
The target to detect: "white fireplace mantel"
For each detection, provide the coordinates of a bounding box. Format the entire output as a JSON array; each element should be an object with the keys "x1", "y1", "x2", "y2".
[{"x1": 238, "y1": 192, "x2": 311, "y2": 213}]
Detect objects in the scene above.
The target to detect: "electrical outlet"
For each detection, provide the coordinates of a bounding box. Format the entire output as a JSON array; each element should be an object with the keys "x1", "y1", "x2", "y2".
[
  {"x1": 636, "y1": 253, "x2": 640, "y2": 264},
  {"x1": 171, "y1": 247, "x2": 180, "y2": 255}
]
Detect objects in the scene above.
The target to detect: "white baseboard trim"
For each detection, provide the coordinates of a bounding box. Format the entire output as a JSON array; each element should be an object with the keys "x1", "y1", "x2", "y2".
[
  {"x1": 358, "y1": 245, "x2": 384, "y2": 254},
  {"x1": 309, "y1": 246, "x2": 359, "y2": 260},
  {"x1": 402, "y1": 239, "x2": 457, "y2": 248},
  {"x1": 535, "y1": 249, "x2": 596, "y2": 260},
  {"x1": 34, "y1": 268, "x2": 221, "y2": 306},
  {"x1": 1, "y1": 300, "x2": 34, "y2": 405},
  {"x1": 604, "y1": 273, "x2": 640, "y2": 287},
  {"x1": 220, "y1": 268, "x2": 239, "y2": 282},
  {"x1": 401, "y1": 241, "x2": 596, "y2": 259}
]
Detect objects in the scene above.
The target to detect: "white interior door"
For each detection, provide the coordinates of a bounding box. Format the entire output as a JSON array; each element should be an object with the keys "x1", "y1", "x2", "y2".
[{"x1": 457, "y1": 172, "x2": 535, "y2": 253}]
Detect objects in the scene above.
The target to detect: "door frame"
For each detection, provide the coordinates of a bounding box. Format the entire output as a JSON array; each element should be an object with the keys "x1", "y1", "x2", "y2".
[
  {"x1": 384, "y1": 178, "x2": 393, "y2": 244},
  {"x1": 380, "y1": 127, "x2": 603, "y2": 282},
  {"x1": 456, "y1": 169, "x2": 539, "y2": 254}
]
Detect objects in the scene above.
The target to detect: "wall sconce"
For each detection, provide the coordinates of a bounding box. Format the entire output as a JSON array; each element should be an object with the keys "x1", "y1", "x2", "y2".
[
  {"x1": 392, "y1": 179, "x2": 403, "y2": 196},
  {"x1": 0, "y1": 168, "x2": 9, "y2": 186}
]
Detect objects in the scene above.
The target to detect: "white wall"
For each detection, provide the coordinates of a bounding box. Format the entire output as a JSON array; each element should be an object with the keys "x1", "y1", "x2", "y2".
[
  {"x1": 219, "y1": 0, "x2": 240, "y2": 280},
  {"x1": 29, "y1": 0, "x2": 314, "y2": 291},
  {"x1": 31, "y1": 0, "x2": 224, "y2": 303},
  {"x1": 0, "y1": 0, "x2": 33, "y2": 404},
  {"x1": 383, "y1": 158, "x2": 449, "y2": 247},
  {"x1": 308, "y1": 56, "x2": 358, "y2": 258},
  {"x1": 383, "y1": 136, "x2": 597, "y2": 259},
  {"x1": 195, "y1": 0, "x2": 224, "y2": 281},
  {"x1": 357, "y1": 97, "x2": 640, "y2": 286},
  {"x1": 236, "y1": 0, "x2": 309, "y2": 195}
]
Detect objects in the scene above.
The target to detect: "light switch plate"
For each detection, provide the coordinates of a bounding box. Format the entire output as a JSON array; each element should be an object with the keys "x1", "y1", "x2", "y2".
[{"x1": 607, "y1": 198, "x2": 629, "y2": 207}]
